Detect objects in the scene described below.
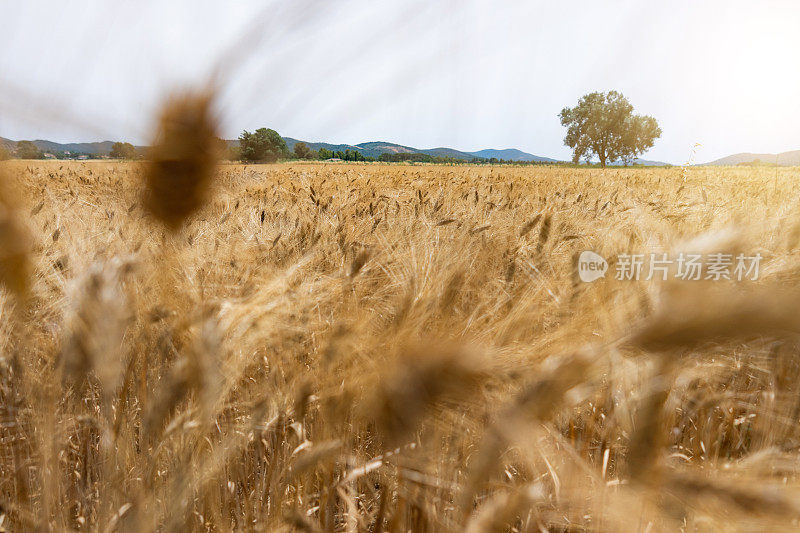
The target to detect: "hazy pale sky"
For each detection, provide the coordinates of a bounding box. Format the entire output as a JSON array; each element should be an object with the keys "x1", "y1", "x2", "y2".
[{"x1": 1, "y1": 0, "x2": 799, "y2": 163}]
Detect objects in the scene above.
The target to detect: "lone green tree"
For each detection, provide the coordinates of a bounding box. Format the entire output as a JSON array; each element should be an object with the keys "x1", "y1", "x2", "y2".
[
  {"x1": 293, "y1": 141, "x2": 311, "y2": 160},
  {"x1": 239, "y1": 128, "x2": 289, "y2": 162},
  {"x1": 620, "y1": 114, "x2": 662, "y2": 166},
  {"x1": 0, "y1": 145, "x2": 9, "y2": 161},
  {"x1": 109, "y1": 141, "x2": 137, "y2": 159},
  {"x1": 15, "y1": 141, "x2": 43, "y2": 159},
  {"x1": 559, "y1": 91, "x2": 660, "y2": 167}
]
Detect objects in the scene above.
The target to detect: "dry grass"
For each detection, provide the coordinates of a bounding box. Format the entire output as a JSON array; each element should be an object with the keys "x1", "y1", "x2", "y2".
[{"x1": 1, "y1": 159, "x2": 800, "y2": 531}]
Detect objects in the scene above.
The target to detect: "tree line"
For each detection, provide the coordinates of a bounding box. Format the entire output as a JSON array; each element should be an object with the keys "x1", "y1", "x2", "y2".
[
  {"x1": 1, "y1": 140, "x2": 48, "y2": 160},
  {"x1": 235, "y1": 91, "x2": 662, "y2": 167},
  {"x1": 2, "y1": 91, "x2": 662, "y2": 166},
  {"x1": 0, "y1": 141, "x2": 140, "y2": 160},
  {"x1": 233, "y1": 128, "x2": 482, "y2": 164}
]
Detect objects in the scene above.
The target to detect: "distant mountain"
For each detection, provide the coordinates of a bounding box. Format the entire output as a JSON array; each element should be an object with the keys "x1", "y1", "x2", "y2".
[
  {"x1": 468, "y1": 148, "x2": 558, "y2": 163},
  {"x1": 0, "y1": 136, "x2": 145, "y2": 156},
  {"x1": 278, "y1": 138, "x2": 482, "y2": 160},
  {"x1": 703, "y1": 150, "x2": 800, "y2": 166},
  {"x1": 283, "y1": 137, "x2": 363, "y2": 156},
  {"x1": 32, "y1": 139, "x2": 145, "y2": 155},
  {"x1": 0, "y1": 137, "x2": 14, "y2": 152},
  {"x1": 356, "y1": 141, "x2": 417, "y2": 156},
  {"x1": 419, "y1": 147, "x2": 479, "y2": 160},
  {"x1": 3, "y1": 133, "x2": 565, "y2": 163},
  {"x1": 609, "y1": 158, "x2": 670, "y2": 167},
  {"x1": 282, "y1": 139, "x2": 555, "y2": 162},
  {"x1": 283, "y1": 139, "x2": 481, "y2": 160}
]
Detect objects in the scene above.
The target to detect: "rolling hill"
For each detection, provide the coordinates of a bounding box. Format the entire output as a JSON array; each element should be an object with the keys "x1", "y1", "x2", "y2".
[
  {"x1": 355, "y1": 141, "x2": 418, "y2": 158},
  {"x1": 608, "y1": 158, "x2": 670, "y2": 167},
  {"x1": 703, "y1": 150, "x2": 800, "y2": 166},
  {"x1": 0, "y1": 136, "x2": 146, "y2": 156},
  {"x1": 419, "y1": 147, "x2": 480, "y2": 160},
  {"x1": 468, "y1": 148, "x2": 559, "y2": 163},
  {"x1": 3, "y1": 133, "x2": 561, "y2": 162},
  {"x1": 282, "y1": 139, "x2": 480, "y2": 160},
  {"x1": 0, "y1": 136, "x2": 15, "y2": 152},
  {"x1": 21, "y1": 135, "x2": 795, "y2": 168},
  {"x1": 282, "y1": 137, "x2": 364, "y2": 156},
  {"x1": 2, "y1": 134, "x2": 673, "y2": 165},
  {"x1": 283, "y1": 139, "x2": 555, "y2": 162}
]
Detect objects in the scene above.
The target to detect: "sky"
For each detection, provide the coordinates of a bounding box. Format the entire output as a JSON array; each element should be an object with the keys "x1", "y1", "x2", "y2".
[{"x1": 1, "y1": 0, "x2": 799, "y2": 164}]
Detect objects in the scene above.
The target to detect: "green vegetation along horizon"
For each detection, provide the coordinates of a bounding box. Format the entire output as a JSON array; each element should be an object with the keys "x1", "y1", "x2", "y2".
[{"x1": 2, "y1": 90, "x2": 796, "y2": 166}]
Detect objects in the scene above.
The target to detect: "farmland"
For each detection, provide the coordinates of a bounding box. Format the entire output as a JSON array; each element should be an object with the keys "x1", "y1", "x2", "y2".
[{"x1": 1, "y1": 160, "x2": 800, "y2": 530}]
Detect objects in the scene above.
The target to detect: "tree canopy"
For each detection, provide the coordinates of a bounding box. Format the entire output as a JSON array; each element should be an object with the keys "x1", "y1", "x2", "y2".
[
  {"x1": 293, "y1": 142, "x2": 312, "y2": 160},
  {"x1": 109, "y1": 141, "x2": 137, "y2": 159},
  {"x1": 15, "y1": 141, "x2": 43, "y2": 159},
  {"x1": 238, "y1": 128, "x2": 289, "y2": 162},
  {"x1": 559, "y1": 91, "x2": 661, "y2": 167}
]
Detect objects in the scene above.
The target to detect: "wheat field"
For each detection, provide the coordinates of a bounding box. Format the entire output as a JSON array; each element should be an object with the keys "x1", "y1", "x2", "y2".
[{"x1": 1, "y1": 159, "x2": 800, "y2": 531}]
